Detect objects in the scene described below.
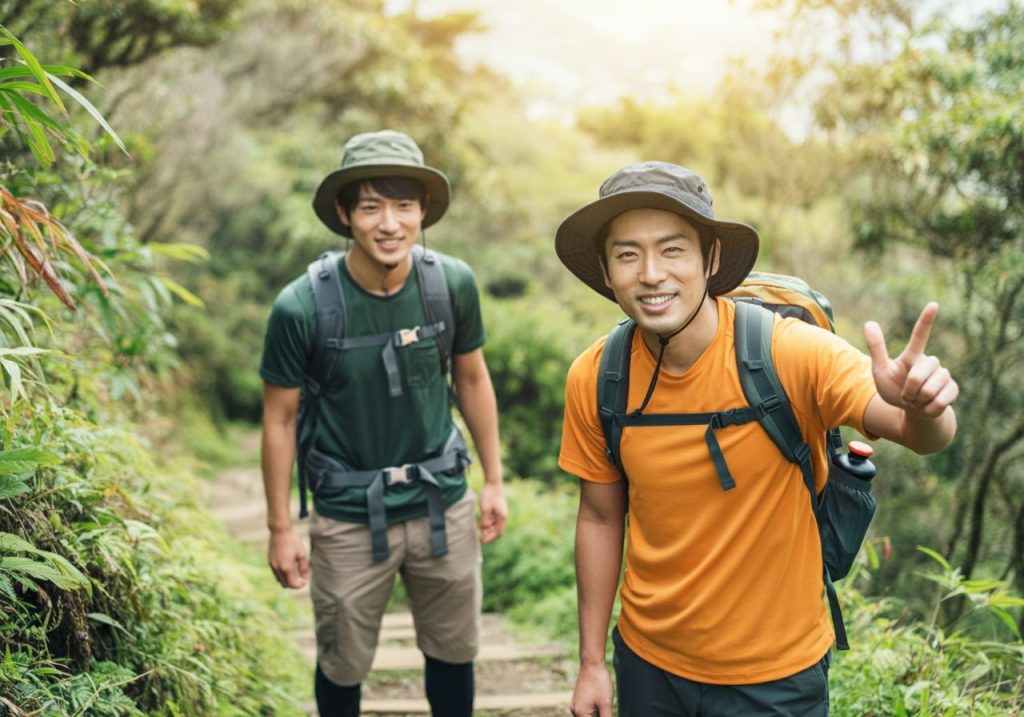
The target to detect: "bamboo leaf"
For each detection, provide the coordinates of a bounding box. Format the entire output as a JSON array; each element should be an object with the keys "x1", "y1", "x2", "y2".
[
  {"x1": 0, "y1": 64, "x2": 92, "y2": 82},
  {"x1": 916, "y1": 545, "x2": 952, "y2": 571},
  {"x1": 988, "y1": 606, "x2": 1022, "y2": 640},
  {"x1": 0, "y1": 25, "x2": 64, "y2": 113},
  {"x1": 865, "y1": 540, "x2": 879, "y2": 569},
  {"x1": 148, "y1": 242, "x2": 211, "y2": 263},
  {"x1": 5, "y1": 79, "x2": 63, "y2": 131},
  {"x1": 159, "y1": 277, "x2": 205, "y2": 308},
  {"x1": 0, "y1": 357, "x2": 25, "y2": 400},
  {"x1": 45, "y1": 72, "x2": 127, "y2": 154},
  {"x1": 0, "y1": 81, "x2": 51, "y2": 95}
]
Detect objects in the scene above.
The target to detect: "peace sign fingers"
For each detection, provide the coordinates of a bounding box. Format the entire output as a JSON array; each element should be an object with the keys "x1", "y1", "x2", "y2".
[{"x1": 900, "y1": 302, "x2": 939, "y2": 364}]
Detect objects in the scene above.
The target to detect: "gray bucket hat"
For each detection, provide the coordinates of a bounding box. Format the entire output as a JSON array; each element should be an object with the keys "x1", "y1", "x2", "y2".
[
  {"x1": 555, "y1": 162, "x2": 759, "y2": 300},
  {"x1": 312, "y1": 130, "x2": 451, "y2": 237}
]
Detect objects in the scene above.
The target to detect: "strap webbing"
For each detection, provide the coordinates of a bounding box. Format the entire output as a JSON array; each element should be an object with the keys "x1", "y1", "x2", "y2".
[
  {"x1": 597, "y1": 319, "x2": 635, "y2": 477},
  {"x1": 305, "y1": 426, "x2": 469, "y2": 561},
  {"x1": 299, "y1": 251, "x2": 347, "y2": 518},
  {"x1": 412, "y1": 244, "x2": 454, "y2": 377},
  {"x1": 734, "y1": 300, "x2": 849, "y2": 649}
]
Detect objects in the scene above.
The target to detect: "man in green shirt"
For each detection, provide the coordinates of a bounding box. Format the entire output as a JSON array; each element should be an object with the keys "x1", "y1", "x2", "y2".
[{"x1": 259, "y1": 129, "x2": 507, "y2": 716}]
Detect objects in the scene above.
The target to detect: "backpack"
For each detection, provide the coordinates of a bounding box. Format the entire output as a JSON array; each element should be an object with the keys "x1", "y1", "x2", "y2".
[
  {"x1": 596, "y1": 272, "x2": 877, "y2": 650},
  {"x1": 294, "y1": 245, "x2": 470, "y2": 561}
]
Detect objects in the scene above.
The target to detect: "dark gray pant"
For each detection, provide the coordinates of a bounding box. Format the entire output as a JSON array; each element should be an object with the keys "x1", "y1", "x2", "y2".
[{"x1": 612, "y1": 628, "x2": 831, "y2": 717}]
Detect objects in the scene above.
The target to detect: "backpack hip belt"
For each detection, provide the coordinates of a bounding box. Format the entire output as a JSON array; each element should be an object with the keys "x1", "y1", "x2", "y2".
[{"x1": 304, "y1": 425, "x2": 471, "y2": 562}]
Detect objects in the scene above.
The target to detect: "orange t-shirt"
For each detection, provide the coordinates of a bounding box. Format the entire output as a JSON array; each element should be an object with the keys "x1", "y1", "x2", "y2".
[{"x1": 559, "y1": 298, "x2": 877, "y2": 684}]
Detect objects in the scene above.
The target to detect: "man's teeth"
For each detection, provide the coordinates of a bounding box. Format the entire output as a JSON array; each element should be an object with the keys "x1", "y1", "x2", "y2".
[{"x1": 641, "y1": 295, "x2": 673, "y2": 306}]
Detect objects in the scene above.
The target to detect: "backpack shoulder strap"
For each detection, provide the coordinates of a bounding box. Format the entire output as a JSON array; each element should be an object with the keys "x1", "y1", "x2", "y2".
[
  {"x1": 411, "y1": 244, "x2": 454, "y2": 376},
  {"x1": 296, "y1": 250, "x2": 346, "y2": 518},
  {"x1": 733, "y1": 300, "x2": 816, "y2": 499},
  {"x1": 597, "y1": 318, "x2": 636, "y2": 477},
  {"x1": 306, "y1": 250, "x2": 347, "y2": 392}
]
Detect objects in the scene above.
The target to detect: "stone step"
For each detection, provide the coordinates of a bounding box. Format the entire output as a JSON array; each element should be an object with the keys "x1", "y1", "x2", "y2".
[
  {"x1": 292, "y1": 631, "x2": 566, "y2": 670},
  {"x1": 301, "y1": 691, "x2": 573, "y2": 716},
  {"x1": 364, "y1": 691, "x2": 574, "y2": 714}
]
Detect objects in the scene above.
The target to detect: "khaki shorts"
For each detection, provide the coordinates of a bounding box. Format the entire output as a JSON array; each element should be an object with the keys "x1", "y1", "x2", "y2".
[{"x1": 309, "y1": 490, "x2": 481, "y2": 686}]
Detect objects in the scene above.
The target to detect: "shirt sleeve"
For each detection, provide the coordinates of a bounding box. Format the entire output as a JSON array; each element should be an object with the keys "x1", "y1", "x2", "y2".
[
  {"x1": 558, "y1": 338, "x2": 623, "y2": 484},
  {"x1": 445, "y1": 257, "x2": 486, "y2": 354},
  {"x1": 259, "y1": 277, "x2": 314, "y2": 388},
  {"x1": 773, "y1": 318, "x2": 877, "y2": 439}
]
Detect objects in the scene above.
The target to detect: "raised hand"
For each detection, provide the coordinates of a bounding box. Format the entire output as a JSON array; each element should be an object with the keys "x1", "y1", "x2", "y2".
[{"x1": 863, "y1": 302, "x2": 959, "y2": 418}]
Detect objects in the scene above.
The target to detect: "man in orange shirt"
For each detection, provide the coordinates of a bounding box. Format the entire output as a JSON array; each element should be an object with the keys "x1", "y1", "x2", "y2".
[{"x1": 555, "y1": 162, "x2": 959, "y2": 716}]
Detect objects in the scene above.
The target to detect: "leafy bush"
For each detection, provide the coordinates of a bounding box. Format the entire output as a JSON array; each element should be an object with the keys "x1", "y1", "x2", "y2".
[
  {"x1": 481, "y1": 479, "x2": 579, "y2": 639},
  {"x1": 831, "y1": 549, "x2": 1024, "y2": 715},
  {"x1": 1, "y1": 405, "x2": 308, "y2": 715},
  {"x1": 482, "y1": 293, "x2": 614, "y2": 481}
]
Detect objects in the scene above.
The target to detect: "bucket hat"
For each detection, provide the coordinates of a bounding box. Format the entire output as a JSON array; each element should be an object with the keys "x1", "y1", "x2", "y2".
[
  {"x1": 555, "y1": 162, "x2": 759, "y2": 300},
  {"x1": 312, "y1": 130, "x2": 450, "y2": 237}
]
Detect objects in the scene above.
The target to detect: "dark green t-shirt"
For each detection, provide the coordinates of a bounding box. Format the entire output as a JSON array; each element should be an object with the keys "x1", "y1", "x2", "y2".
[{"x1": 259, "y1": 251, "x2": 486, "y2": 524}]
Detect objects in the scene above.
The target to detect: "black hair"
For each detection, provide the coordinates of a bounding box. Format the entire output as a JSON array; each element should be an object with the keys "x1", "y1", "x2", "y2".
[{"x1": 335, "y1": 177, "x2": 427, "y2": 217}]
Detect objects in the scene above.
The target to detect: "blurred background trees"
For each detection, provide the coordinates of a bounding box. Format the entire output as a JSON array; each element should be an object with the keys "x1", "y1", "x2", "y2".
[{"x1": 2, "y1": 0, "x2": 1022, "y2": 711}]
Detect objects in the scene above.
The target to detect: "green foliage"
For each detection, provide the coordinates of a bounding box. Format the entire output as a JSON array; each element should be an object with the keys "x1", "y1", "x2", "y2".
[
  {"x1": 482, "y1": 292, "x2": 613, "y2": 481},
  {"x1": 773, "y1": 0, "x2": 1024, "y2": 601},
  {"x1": 481, "y1": 479, "x2": 578, "y2": 637},
  {"x1": 831, "y1": 548, "x2": 1024, "y2": 715},
  {"x1": 0, "y1": 17, "x2": 306, "y2": 716},
  {"x1": 0, "y1": 406, "x2": 307, "y2": 715},
  {"x1": 0, "y1": 0, "x2": 242, "y2": 76}
]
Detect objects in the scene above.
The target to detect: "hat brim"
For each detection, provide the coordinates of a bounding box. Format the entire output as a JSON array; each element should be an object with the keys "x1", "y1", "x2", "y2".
[
  {"x1": 555, "y1": 190, "x2": 759, "y2": 301},
  {"x1": 312, "y1": 163, "x2": 450, "y2": 237}
]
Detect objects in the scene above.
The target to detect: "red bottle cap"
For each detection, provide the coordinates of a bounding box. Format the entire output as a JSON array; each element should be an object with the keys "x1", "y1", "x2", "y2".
[{"x1": 848, "y1": 440, "x2": 873, "y2": 458}]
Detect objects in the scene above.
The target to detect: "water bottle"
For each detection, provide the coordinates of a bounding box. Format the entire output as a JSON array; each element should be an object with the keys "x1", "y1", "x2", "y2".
[{"x1": 831, "y1": 440, "x2": 876, "y2": 482}]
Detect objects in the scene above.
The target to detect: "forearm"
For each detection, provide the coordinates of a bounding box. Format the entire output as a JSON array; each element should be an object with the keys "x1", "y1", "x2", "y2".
[
  {"x1": 901, "y1": 406, "x2": 957, "y2": 454},
  {"x1": 864, "y1": 394, "x2": 957, "y2": 455},
  {"x1": 576, "y1": 512, "x2": 624, "y2": 667},
  {"x1": 261, "y1": 415, "x2": 297, "y2": 532},
  {"x1": 455, "y1": 372, "x2": 503, "y2": 485}
]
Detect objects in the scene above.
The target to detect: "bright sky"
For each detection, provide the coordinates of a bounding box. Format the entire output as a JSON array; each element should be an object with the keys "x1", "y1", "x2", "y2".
[
  {"x1": 387, "y1": 0, "x2": 1006, "y2": 123},
  {"x1": 387, "y1": 0, "x2": 778, "y2": 120}
]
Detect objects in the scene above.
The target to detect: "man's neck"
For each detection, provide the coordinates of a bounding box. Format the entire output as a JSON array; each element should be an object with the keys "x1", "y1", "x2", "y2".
[
  {"x1": 345, "y1": 248, "x2": 414, "y2": 297},
  {"x1": 640, "y1": 297, "x2": 720, "y2": 375}
]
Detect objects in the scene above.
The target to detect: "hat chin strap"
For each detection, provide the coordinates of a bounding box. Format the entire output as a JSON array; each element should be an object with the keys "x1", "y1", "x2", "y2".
[{"x1": 632, "y1": 272, "x2": 711, "y2": 416}]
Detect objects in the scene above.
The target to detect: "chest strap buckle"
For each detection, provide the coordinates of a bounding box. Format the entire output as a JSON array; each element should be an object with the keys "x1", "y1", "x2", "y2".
[{"x1": 398, "y1": 327, "x2": 421, "y2": 346}]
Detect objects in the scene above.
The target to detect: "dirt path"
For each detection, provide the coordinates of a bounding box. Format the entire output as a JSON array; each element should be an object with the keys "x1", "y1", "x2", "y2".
[{"x1": 208, "y1": 451, "x2": 575, "y2": 716}]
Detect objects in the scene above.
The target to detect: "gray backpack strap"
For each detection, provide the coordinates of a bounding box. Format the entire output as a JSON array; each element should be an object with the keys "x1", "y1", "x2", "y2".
[
  {"x1": 412, "y1": 244, "x2": 454, "y2": 377},
  {"x1": 733, "y1": 300, "x2": 849, "y2": 650},
  {"x1": 296, "y1": 251, "x2": 346, "y2": 518},
  {"x1": 305, "y1": 425, "x2": 471, "y2": 561},
  {"x1": 597, "y1": 318, "x2": 636, "y2": 480}
]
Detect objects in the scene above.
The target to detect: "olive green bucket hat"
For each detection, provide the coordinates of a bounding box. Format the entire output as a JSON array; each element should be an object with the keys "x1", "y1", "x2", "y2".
[
  {"x1": 312, "y1": 130, "x2": 451, "y2": 237},
  {"x1": 555, "y1": 162, "x2": 759, "y2": 300}
]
